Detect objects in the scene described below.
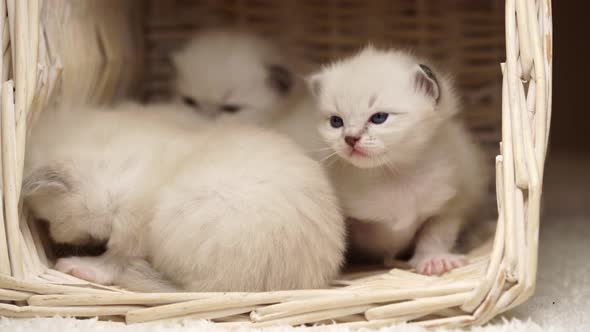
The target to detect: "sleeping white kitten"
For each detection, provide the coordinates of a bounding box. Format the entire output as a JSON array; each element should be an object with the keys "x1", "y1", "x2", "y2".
[
  {"x1": 308, "y1": 47, "x2": 487, "y2": 275},
  {"x1": 172, "y1": 29, "x2": 303, "y2": 126},
  {"x1": 171, "y1": 29, "x2": 330, "y2": 160},
  {"x1": 23, "y1": 103, "x2": 345, "y2": 291}
]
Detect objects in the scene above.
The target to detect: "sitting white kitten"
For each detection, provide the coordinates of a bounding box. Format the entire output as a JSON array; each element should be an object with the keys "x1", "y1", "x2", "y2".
[
  {"x1": 23, "y1": 103, "x2": 345, "y2": 291},
  {"x1": 308, "y1": 47, "x2": 487, "y2": 275},
  {"x1": 172, "y1": 29, "x2": 303, "y2": 126}
]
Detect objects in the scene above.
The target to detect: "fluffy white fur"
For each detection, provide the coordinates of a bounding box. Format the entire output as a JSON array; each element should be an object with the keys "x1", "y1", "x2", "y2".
[
  {"x1": 170, "y1": 29, "x2": 328, "y2": 159},
  {"x1": 308, "y1": 47, "x2": 488, "y2": 275},
  {"x1": 172, "y1": 29, "x2": 303, "y2": 126},
  {"x1": 23, "y1": 102, "x2": 345, "y2": 292}
]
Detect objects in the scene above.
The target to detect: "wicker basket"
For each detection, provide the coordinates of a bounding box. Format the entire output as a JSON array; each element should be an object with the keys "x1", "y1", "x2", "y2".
[{"x1": 0, "y1": 0, "x2": 552, "y2": 328}]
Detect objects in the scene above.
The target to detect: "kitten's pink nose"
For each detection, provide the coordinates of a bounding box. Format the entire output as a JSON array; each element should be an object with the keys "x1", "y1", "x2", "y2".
[{"x1": 344, "y1": 136, "x2": 360, "y2": 147}]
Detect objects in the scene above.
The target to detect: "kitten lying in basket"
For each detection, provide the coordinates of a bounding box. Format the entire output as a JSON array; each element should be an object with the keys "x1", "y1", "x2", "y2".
[
  {"x1": 23, "y1": 102, "x2": 345, "y2": 292},
  {"x1": 307, "y1": 47, "x2": 488, "y2": 276}
]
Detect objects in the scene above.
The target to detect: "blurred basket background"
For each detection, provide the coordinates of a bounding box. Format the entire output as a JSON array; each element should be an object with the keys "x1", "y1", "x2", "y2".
[{"x1": 0, "y1": 0, "x2": 552, "y2": 328}]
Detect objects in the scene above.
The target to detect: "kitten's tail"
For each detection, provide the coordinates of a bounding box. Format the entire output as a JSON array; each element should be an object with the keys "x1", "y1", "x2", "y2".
[{"x1": 116, "y1": 259, "x2": 180, "y2": 293}]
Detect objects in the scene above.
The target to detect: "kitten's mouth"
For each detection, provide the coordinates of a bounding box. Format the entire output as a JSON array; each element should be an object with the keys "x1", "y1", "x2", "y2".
[{"x1": 349, "y1": 147, "x2": 369, "y2": 158}]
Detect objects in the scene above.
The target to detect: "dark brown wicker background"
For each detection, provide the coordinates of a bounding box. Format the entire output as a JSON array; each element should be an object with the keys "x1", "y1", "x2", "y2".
[{"x1": 143, "y1": 0, "x2": 505, "y2": 214}]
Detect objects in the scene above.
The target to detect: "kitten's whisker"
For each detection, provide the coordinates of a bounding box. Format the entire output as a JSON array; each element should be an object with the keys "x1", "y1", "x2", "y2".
[
  {"x1": 319, "y1": 151, "x2": 338, "y2": 164},
  {"x1": 384, "y1": 159, "x2": 401, "y2": 177},
  {"x1": 308, "y1": 147, "x2": 335, "y2": 153},
  {"x1": 377, "y1": 157, "x2": 391, "y2": 176},
  {"x1": 325, "y1": 156, "x2": 340, "y2": 168}
]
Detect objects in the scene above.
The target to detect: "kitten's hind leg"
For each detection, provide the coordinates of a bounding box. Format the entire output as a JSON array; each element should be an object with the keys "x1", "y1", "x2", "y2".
[
  {"x1": 409, "y1": 216, "x2": 467, "y2": 276},
  {"x1": 56, "y1": 256, "x2": 178, "y2": 292},
  {"x1": 55, "y1": 255, "x2": 123, "y2": 284}
]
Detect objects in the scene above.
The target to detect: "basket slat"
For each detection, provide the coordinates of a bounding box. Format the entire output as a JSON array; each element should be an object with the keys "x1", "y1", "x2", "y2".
[
  {"x1": 0, "y1": 302, "x2": 141, "y2": 318},
  {"x1": 0, "y1": 0, "x2": 11, "y2": 276},
  {"x1": 28, "y1": 289, "x2": 354, "y2": 307},
  {"x1": 250, "y1": 282, "x2": 478, "y2": 323},
  {"x1": 1, "y1": 80, "x2": 23, "y2": 278},
  {"x1": 364, "y1": 292, "x2": 471, "y2": 321},
  {"x1": 0, "y1": 287, "x2": 32, "y2": 301}
]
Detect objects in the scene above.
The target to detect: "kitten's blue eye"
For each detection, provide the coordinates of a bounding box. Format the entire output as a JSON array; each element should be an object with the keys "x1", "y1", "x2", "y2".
[
  {"x1": 330, "y1": 116, "x2": 344, "y2": 128},
  {"x1": 369, "y1": 112, "x2": 389, "y2": 124}
]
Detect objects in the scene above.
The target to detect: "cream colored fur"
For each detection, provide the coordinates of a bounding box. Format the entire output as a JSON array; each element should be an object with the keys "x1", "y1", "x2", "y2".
[
  {"x1": 308, "y1": 47, "x2": 488, "y2": 275},
  {"x1": 172, "y1": 29, "x2": 304, "y2": 126},
  {"x1": 23, "y1": 102, "x2": 345, "y2": 292},
  {"x1": 170, "y1": 29, "x2": 327, "y2": 159}
]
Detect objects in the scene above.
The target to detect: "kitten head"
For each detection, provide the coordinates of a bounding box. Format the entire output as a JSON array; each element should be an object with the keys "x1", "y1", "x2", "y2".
[
  {"x1": 309, "y1": 47, "x2": 459, "y2": 169},
  {"x1": 22, "y1": 163, "x2": 112, "y2": 245},
  {"x1": 172, "y1": 29, "x2": 299, "y2": 125}
]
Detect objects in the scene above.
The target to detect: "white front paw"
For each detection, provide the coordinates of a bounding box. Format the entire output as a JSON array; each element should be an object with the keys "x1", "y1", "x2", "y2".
[{"x1": 410, "y1": 253, "x2": 467, "y2": 276}]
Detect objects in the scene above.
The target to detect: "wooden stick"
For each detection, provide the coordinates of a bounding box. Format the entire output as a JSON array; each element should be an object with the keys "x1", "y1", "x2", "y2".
[
  {"x1": 462, "y1": 160, "x2": 505, "y2": 311},
  {"x1": 251, "y1": 282, "x2": 478, "y2": 322},
  {"x1": 365, "y1": 292, "x2": 470, "y2": 320},
  {"x1": 29, "y1": 289, "x2": 352, "y2": 307},
  {"x1": 506, "y1": 0, "x2": 529, "y2": 190},
  {"x1": 126, "y1": 291, "x2": 356, "y2": 324},
  {"x1": 162, "y1": 306, "x2": 260, "y2": 323},
  {"x1": 2, "y1": 45, "x2": 10, "y2": 82},
  {"x1": 0, "y1": 272, "x2": 119, "y2": 295},
  {"x1": 412, "y1": 315, "x2": 474, "y2": 329},
  {"x1": 472, "y1": 269, "x2": 507, "y2": 324},
  {"x1": 500, "y1": 59, "x2": 517, "y2": 278},
  {"x1": 6, "y1": 0, "x2": 15, "y2": 71},
  {"x1": 1, "y1": 80, "x2": 24, "y2": 278},
  {"x1": 0, "y1": 175, "x2": 10, "y2": 276},
  {"x1": 541, "y1": 0, "x2": 553, "y2": 148},
  {"x1": 27, "y1": 0, "x2": 40, "y2": 111},
  {"x1": 0, "y1": 287, "x2": 33, "y2": 301},
  {"x1": 0, "y1": 302, "x2": 141, "y2": 318},
  {"x1": 251, "y1": 305, "x2": 374, "y2": 328},
  {"x1": 337, "y1": 314, "x2": 425, "y2": 329},
  {"x1": 515, "y1": 0, "x2": 533, "y2": 79},
  {"x1": 13, "y1": 0, "x2": 30, "y2": 199},
  {"x1": 527, "y1": 0, "x2": 548, "y2": 167}
]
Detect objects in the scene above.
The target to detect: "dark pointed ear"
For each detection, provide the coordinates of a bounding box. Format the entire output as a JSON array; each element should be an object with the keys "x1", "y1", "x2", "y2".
[
  {"x1": 267, "y1": 64, "x2": 294, "y2": 96},
  {"x1": 306, "y1": 73, "x2": 323, "y2": 97},
  {"x1": 414, "y1": 64, "x2": 440, "y2": 103},
  {"x1": 22, "y1": 166, "x2": 71, "y2": 197}
]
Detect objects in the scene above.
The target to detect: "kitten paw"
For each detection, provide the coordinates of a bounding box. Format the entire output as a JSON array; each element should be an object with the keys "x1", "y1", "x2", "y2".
[
  {"x1": 410, "y1": 253, "x2": 467, "y2": 276},
  {"x1": 55, "y1": 257, "x2": 98, "y2": 282}
]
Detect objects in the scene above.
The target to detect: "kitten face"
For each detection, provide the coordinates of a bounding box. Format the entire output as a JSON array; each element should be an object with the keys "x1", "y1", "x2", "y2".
[
  {"x1": 310, "y1": 48, "x2": 452, "y2": 169},
  {"x1": 172, "y1": 30, "x2": 295, "y2": 125}
]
